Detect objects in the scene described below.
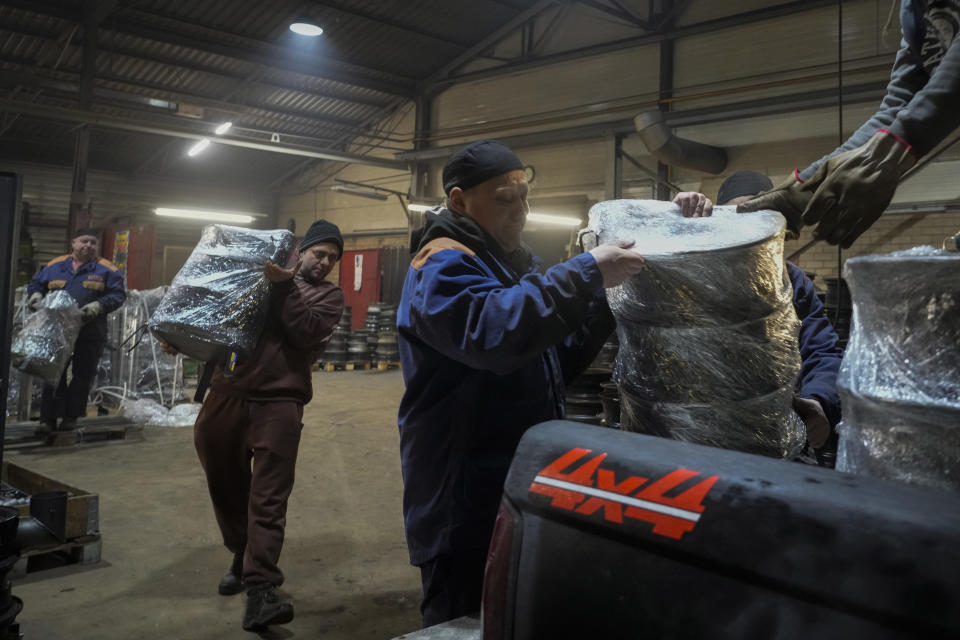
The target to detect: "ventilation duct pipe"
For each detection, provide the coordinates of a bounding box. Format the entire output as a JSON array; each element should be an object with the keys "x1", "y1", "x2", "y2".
[{"x1": 634, "y1": 110, "x2": 728, "y2": 174}]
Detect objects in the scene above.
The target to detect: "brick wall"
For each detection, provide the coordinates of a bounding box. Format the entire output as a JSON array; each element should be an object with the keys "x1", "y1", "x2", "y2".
[{"x1": 784, "y1": 211, "x2": 960, "y2": 284}]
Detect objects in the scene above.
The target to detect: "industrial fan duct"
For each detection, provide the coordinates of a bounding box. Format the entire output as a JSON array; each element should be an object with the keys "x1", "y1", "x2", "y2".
[{"x1": 587, "y1": 200, "x2": 804, "y2": 458}]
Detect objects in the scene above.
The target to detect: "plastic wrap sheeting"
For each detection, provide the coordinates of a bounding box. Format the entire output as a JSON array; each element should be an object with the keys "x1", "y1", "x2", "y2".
[
  {"x1": 587, "y1": 200, "x2": 804, "y2": 458},
  {"x1": 837, "y1": 246, "x2": 960, "y2": 491},
  {"x1": 148, "y1": 225, "x2": 295, "y2": 362},
  {"x1": 10, "y1": 290, "x2": 83, "y2": 385},
  {"x1": 98, "y1": 287, "x2": 183, "y2": 408},
  {"x1": 121, "y1": 398, "x2": 200, "y2": 427}
]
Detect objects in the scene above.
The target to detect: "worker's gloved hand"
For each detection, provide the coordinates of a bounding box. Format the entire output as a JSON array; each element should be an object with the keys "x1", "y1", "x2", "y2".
[
  {"x1": 673, "y1": 192, "x2": 713, "y2": 218},
  {"x1": 80, "y1": 301, "x2": 103, "y2": 323},
  {"x1": 792, "y1": 396, "x2": 831, "y2": 449},
  {"x1": 800, "y1": 129, "x2": 917, "y2": 248},
  {"x1": 589, "y1": 239, "x2": 646, "y2": 288},
  {"x1": 736, "y1": 173, "x2": 810, "y2": 233},
  {"x1": 27, "y1": 292, "x2": 44, "y2": 312},
  {"x1": 264, "y1": 258, "x2": 303, "y2": 283}
]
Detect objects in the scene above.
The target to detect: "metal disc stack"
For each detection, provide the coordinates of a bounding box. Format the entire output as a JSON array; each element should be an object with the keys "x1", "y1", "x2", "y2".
[
  {"x1": 365, "y1": 302, "x2": 381, "y2": 332},
  {"x1": 322, "y1": 305, "x2": 350, "y2": 367},
  {"x1": 375, "y1": 304, "x2": 399, "y2": 362},
  {"x1": 347, "y1": 331, "x2": 370, "y2": 367},
  {"x1": 822, "y1": 277, "x2": 851, "y2": 351},
  {"x1": 565, "y1": 334, "x2": 620, "y2": 428}
]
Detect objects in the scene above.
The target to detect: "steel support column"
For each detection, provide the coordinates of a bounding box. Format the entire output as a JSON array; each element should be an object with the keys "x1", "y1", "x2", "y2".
[{"x1": 605, "y1": 134, "x2": 623, "y2": 200}]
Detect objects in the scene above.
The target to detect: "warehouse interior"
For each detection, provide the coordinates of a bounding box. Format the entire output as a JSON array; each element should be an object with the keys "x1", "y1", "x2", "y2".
[{"x1": 0, "y1": 0, "x2": 958, "y2": 638}]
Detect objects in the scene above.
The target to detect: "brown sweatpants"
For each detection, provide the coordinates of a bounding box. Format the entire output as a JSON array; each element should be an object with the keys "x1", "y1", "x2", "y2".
[{"x1": 194, "y1": 389, "x2": 304, "y2": 587}]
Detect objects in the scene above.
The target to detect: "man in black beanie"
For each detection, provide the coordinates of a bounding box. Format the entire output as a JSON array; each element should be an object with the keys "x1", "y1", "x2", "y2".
[
  {"x1": 190, "y1": 219, "x2": 345, "y2": 631},
  {"x1": 397, "y1": 140, "x2": 646, "y2": 627}
]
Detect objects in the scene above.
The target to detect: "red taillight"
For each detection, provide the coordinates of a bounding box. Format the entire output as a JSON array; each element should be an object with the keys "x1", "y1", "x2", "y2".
[{"x1": 482, "y1": 499, "x2": 521, "y2": 640}]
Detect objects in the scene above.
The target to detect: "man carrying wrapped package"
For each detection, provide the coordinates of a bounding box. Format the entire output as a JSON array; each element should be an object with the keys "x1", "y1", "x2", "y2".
[
  {"x1": 26, "y1": 228, "x2": 126, "y2": 431},
  {"x1": 187, "y1": 220, "x2": 344, "y2": 632},
  {"x1": 397, "y1": 140, "x2": 647, "y2": 627},
  {"x1": 675, "y1": 171, "x2": 845, "y2": 458}
]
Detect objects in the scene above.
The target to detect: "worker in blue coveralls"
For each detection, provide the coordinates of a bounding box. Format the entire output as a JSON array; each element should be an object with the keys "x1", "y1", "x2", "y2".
[
  {"x1": 675, "y1": 172, "x2": 844, "y2": 459},
  {"x1": 738, "y1": 0, "x2": 960, "y2": 246},
  {"x1": 27, "y1": 228, "x2": 126, "y2": 431},
  {"x1": 396, "y1": 139, "x2": 647, "y2": 627}
]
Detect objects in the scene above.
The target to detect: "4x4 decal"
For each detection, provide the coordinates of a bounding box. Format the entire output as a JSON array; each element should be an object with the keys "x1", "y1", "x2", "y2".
[{"x1": 529, "y1": 447, "x2": 719, "y2": 540}]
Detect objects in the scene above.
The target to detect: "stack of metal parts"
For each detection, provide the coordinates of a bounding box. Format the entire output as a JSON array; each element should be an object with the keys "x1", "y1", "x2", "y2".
[
  {"x1": 587, "y1": 200, "x2": 805, "y2": 458},
  {"x1": 822, "y1": 277, "x2": 852, "y2": 351},
  {"x1": 10, "y1": 290, "x2": 83, "y2": 385},
  {"x1": 148, "y1": 225, "x2": 295, "y2": 363},
  {"x1": 347, "y1": 331, "x2": 371, "y2": 367},
  {"x1": 323, "y1": 307, "x2": 350, "y2": 367},
  {"x1": 564, "y1": 334, "x2": 620, "y2": 428},
  {"x1": 96, "y1": 287, "x2": 183, "y2": 409},
  {"x1": 837, "y1": 247, "x2": 960, "y2": 492},
  {"x1": 374, "y1": 304, "x2": 399, "y2": 362}
]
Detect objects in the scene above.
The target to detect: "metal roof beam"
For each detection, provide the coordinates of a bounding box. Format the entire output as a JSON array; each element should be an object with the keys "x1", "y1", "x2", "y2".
[
  {"x1": 574, "y1": 0, "x2": 649, "y2": 29},
  {"x1": 0, "y1": 98, "x2": 409, "y2": 171},
  {"x1": 305, "y1": 2, "x2": 470, "y2": 49},
  {"x1": 418, "y1": 0, "x2": 556, "y2": 92},
  {"x1": 431, "y1": 0, "x2": 845, "y2": 88}
]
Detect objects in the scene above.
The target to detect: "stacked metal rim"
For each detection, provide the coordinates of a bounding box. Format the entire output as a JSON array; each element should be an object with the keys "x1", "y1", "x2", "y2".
[
  {"x1": 564, "y1": 334, "x2": 620, "y2": 428},
  {"x1": 365, "y1": 302, "x2": 381, "y2": 333},
  {"x1": 373, "y1": 304, "x2": 399, "y2": 362},
  {"x1": 323, "y1": 305, "x2": 350, "y2": 366},
  {"x1": 347, "y1": 330, "x2": 370, "y2": 366}
]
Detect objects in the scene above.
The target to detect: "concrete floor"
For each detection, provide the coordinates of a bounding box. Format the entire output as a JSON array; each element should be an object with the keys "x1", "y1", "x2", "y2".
[{"x1": 8, "y1": 369, "x2": 423, "y2": 639}]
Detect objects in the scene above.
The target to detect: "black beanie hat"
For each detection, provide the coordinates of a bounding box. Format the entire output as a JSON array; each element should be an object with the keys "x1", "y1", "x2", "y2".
[
  {"x1": 72, "y1": 227, "x2": 100, "y2": 239},
  {"x1": 442, "y1": 140, "x2": 524, "y2": 195},
  {"x1": 717, "y1": 171, "x2": 774, "y2": 205},
  {"x1": 299, "y1": 219, "x2": 343, "y2": 256}
]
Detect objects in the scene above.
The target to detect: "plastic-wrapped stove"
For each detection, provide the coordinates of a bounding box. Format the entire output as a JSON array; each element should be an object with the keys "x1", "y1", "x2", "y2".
[
  {"x1": 837, "y1": 247, "x2": 960, "y2": 492},
  {"x1": 586, "y1": 200, "x2": 804, "y2": 458}
]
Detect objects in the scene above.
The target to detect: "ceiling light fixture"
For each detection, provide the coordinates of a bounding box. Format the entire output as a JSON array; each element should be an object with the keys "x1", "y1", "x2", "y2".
[
  {"x1": 407, "y1": 203, "x2": 441, "y2": 213},
  {"x1": 214, "y1": 122, "x2": 232, "y2": 135},
  {"x1": 526, "y1": 212, "x2": 583, "y2": 227},
  {"x1": 289, "y1": 18, "x2": 323, "y2": 37},
  {"x1": 155, "y1": 207, "x2": 255, "y2": 224},
  {"x1": 330, "y1": 185, "x2": 389, "y2": 201},
  {"x1": 187, "y1": 138, "x2": 210, "y2": 157}
]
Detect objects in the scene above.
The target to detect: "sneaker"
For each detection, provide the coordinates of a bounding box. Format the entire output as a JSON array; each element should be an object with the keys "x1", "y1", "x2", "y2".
[
  {"x1": 218, "y1": 552, "x2": 244, "y2": 595},
  {"x1": 242, "y1": 583, "x2": 294, "y2": 631}
]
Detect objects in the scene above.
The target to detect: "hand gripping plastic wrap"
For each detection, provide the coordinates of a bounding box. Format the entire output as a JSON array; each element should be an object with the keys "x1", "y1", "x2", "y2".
[
  {"x1": 586, "y1": 200, "x2": 805, "y2": 458},
  {"x1": 837, "y1": 247, "x2": 960, "y2": 492},
  {"x1": 148, "y1": 225, "x2": 295, "y2": 362},
  {"x1": 10, "y1": 289, "x2": 83, "y2": 385}
]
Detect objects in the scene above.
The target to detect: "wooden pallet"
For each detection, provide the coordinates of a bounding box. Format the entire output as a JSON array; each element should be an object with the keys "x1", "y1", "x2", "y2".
[
  {"x1": 376, "y1": 361, "x2": 401, "y2": 371},
  {"x1": 345, "y1": 362, "x2": 371, "y2": 371},
  {"x1": 5, "y1": 417, "x2": 143, "y2": 450},
  {"x1": 11, "y1": 534, "x2": 102, "y2": 579}
]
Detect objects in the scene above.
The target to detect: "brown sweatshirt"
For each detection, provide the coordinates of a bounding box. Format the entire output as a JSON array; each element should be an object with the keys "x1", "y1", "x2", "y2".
[{"x1": 211, "y1": 275, "x2": 344, "y2": 404}]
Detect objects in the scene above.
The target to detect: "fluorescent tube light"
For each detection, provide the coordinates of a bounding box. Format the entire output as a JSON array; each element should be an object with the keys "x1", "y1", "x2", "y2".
[
  {"x1": 214, "y1": 122, "x2": 232, "y2": 135},
  {"x1": 527, "y1": 212, "x2": 583, "y2": 227},
  {"x1": 187, "y1": 138, "x2": 210, "y2": 156},
  {"x1": 330, "y1": 185, "x2": 389, "y2": 201},
  {"x1": 155, "y1": 208, "x2": 255, "y2": 224},
  {"x1": 407, "y1": 204, "x2": 438, "y2": 213}
]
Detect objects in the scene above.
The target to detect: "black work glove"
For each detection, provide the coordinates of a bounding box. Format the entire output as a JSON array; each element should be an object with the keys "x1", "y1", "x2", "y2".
[
  {"x1": 736, "y1": 171, "x2": 810, "y2": 233},
  {"x1": 800, "y1": 129, "x2": 917, "y2": 248}
]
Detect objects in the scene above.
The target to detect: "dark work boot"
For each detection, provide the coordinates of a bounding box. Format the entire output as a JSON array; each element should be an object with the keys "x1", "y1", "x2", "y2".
[
  {"x1": 58, "y1": 418, "x2": 77, "y2": 431},
  {"x1": 218, "y1": 552, "x2": 244, "y2": 595},
  {"x1": 242, "y1": 583, "x2": 294, "y2": 631}
]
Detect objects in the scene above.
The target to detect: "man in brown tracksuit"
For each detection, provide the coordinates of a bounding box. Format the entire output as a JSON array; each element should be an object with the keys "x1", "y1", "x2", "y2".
[{"x1": 193, "y1": 219, "x2": 345, "y2": 632}]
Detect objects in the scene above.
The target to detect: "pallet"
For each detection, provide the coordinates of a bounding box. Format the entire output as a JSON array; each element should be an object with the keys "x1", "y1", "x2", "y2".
[
  {"x1": 2, "y1": 463, "x2": 100, "y2": 540},
  {"x1": 4, "y1": 417, "x2": 143, "y2": 450},
  {"x1": 376, "y1": 361, "x2": 401, "y2": 371},
  {"x1": 11, "y1": 534, "x2": 102, "y2": 579},
  {"x1": 345, "y1": 362, "x2": 371, "y2": 371}
]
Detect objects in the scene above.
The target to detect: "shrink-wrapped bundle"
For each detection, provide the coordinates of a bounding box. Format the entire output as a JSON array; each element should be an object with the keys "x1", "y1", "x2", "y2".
[
  {"x1": 148, "y1": 225, "x2": 295, "y2": 362},
  {"x1": 837, "y1": 247, "x2": 960, "y2": 492},
  {"x1": 11, "y1": 290, "x2": 83, "y2": 384},
  {"x1": 586, "y1": 200, "x2": 804, "y2": 458}
]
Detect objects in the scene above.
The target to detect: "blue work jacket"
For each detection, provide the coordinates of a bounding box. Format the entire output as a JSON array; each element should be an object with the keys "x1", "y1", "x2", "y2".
[
  {"x1": 397, "y1": 212, "x2": 614, "y2": 565},
  {"x1": 28, "y1": 255, "x2": 126, "y2": 341}
]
